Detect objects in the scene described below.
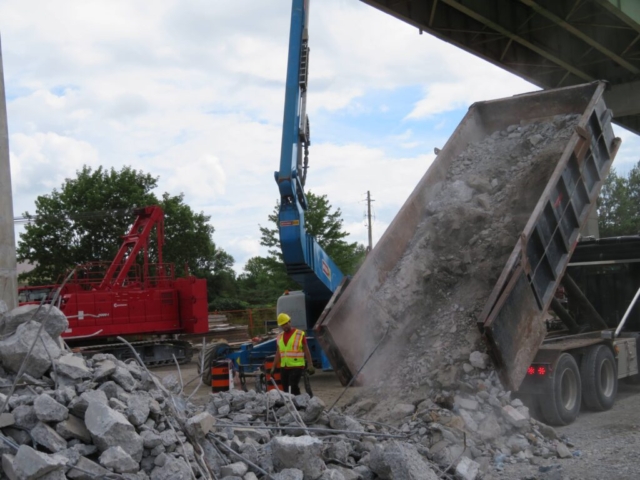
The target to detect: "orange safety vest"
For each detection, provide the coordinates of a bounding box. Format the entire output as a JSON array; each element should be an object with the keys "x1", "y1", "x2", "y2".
[{"x1": 277, "y1": 329, "x2": 306, "y2": 368}]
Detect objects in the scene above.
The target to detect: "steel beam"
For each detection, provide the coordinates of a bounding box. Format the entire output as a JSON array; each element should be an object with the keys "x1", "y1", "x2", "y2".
[
  {"x1": 518, "y1": 0, "x2": 639, "y2": 74},
  {"x1": 592, "y1": 0, "x2": 640, "y2": 34},
  {"x1": 604, "y1": 80, "x2": 640, "y2": 117},
  {"x1": 438, "y1": 0, "x2": 594, "y2": 82}
]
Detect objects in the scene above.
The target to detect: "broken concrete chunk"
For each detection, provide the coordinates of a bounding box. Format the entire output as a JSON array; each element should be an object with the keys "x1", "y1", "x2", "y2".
[
  {"x1": 454, "y1": 395, "x2": 479, "y2": 411},
  {"x1": 140, "y1": 430, "x2": 163, "y2": 449},
  {"x1": 99, "y1": 445, "x2": 139, "y2": 473},
  {"x1": 126, "y1": 392, "x2": 151, "y2": 426},
  {"x1": 271, "y1": 435, "x2": 326, "y2": 480},
  {"x1": 455, "y1": 456, "x2": 480, "y2": 480},
  {"x1": 34, "y1": 394, "x2": 69, "y2": 423},
  {"x1": 502, "y1": 405, "x2": 528, "y2": 428},
  {"x1": 84, "y1": 401, "x2": 143, "y2": 461},
  {"x1": 185, "y1": 411, "x2": 215, "y2": 439},
  {"x1": 93, "y1": 360, "x2": 117, "y2": 381},
  {"x1": 112, "y1": 366, "x2": 138, "y2": 392},
  {"x1": 528, "y1": 134, "x2": 544, "y2": 146},
  {"x1": 12, "y1": 445, "x2": 67, "y2": 480},
  {"x1": 369, "y1": 442, "x2": 439, "y2": 480},
  {"x1": 54, "y1": 354, "x2": 92, "y2": 380},
  {"x1": 220, "y1": 461, "x2": 249, "y2": 477},
  {"x1": 67, "y1": 456, "x2": 111, "y2": 480},
  {"x1": 31, "y1": 422, "x2": 68, "y2": 453},
  {"x1": 0, "y1": 412, "x2": 15, "y2": 428},
  {"x1": 2, "y1": 304, "x2": 68, "y2": 339},
  {"x1": 13, "y1": 405, "x2": 39, "y2": 430},
  {"x1": 469, "y1": 351, "x2": 489, "y2": 370},
  {"x1": 556, "y1": 442, "x2": 572, "y2": 459},
  {"x1": 0, "y1": 321, "x2": 62, "y2": 377},
  {"x1": 1, "y1": 453, "x2": 17, "y2": 480},
  {"x1": 478, "y1": 413, "x2": 502, "y2": 441},
  {"x1": 319, "y1": 469, "x2": 346, "y2": 480},
  {"x1": 328, "y1": 414, "x2": 365, "y2": 436},
  {"x1": 69, "y1": 389, "x2": 109, "y2": 417},
  {"x1": 274, "y1": 469, "x2": 304, "y2": 480},
  {"x1": 149, "y1": 457, "x2": 192, "y2": 480},
  {"x1": 302, "y1": 396, "x2": 326, "y2": 424},
  {"x1": 56, "y1": 415, "x2": 92, "y2": 444}
]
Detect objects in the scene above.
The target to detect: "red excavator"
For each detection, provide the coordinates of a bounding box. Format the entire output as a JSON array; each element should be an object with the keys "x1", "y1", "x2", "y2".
[{"x1": 18, "y1": 206, "x2": 208, "y2": 365}]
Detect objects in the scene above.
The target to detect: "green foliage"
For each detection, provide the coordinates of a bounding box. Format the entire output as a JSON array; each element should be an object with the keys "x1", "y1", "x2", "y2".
[
  {"x1": 208, "y1": 297, "x2": 249, "y2": 312},
  {"x1": 236, "y1": 256, "x2": 295, "y2": 306},
  {"x1": 238, "y1": 191, "x2": 366, "y2": 305},
  {"x1": 17, "y1": 165, "x2": 235, "y2": 291},
  {"x1": 598, "y1": 162, "x2": 640, "y2": 237}
]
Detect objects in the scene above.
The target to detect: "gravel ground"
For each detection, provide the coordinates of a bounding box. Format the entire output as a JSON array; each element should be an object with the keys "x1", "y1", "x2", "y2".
[{"x1": 495, "y1": 382, "x2": 640, "y2": 480}]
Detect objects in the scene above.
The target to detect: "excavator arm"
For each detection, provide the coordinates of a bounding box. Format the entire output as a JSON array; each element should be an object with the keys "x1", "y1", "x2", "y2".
[{"x1": 275, "y1": 0, "x2": 344, "y2": 324}]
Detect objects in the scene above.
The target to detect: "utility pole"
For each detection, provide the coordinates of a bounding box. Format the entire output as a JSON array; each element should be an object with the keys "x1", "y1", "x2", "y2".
[
  {"x1": 0, "y1": 35, "x2": 17, "y2": 311},
  {"x1": 366, "y1": 191, "x2": 373, "y2": 253}
]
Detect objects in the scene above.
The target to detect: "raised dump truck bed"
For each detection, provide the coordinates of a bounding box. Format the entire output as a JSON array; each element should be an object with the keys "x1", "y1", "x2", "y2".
[{"x1": 315, "y1": 81, "x2": 620, "y2": 392}]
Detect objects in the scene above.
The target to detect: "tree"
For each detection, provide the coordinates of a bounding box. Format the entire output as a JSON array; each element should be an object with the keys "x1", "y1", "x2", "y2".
[
  {"x1": 252, "y1": 191, "x2": 367, "y2": 298},
  {"x1": 598, "y1": 162, "x2": 640, "y2": 237},
  {"x1": 236, "y1": 256, "x2": 292, "y2": 306},
  {"x1": 17, "y1": 165, "x2": 234, "y2": 289}
]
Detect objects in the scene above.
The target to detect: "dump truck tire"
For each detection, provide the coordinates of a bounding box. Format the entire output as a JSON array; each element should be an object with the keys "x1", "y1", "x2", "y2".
[
  {"x1": 539, "y1": 353, "x2": 582, "y2": 426},
  {"x1": 581, "y1": 345, "x2": 617, "y2": 411},
  {"x1": 197, "y1": 342, "x2": 230, "y2": 385}
]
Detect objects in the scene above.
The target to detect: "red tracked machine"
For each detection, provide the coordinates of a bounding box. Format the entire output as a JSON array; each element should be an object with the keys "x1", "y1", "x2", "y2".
[{"x1": 21, "y1": 206, "x2": 208, "y2": 365}]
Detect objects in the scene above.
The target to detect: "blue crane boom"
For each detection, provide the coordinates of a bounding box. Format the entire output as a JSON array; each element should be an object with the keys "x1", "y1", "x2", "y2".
[
  {"x1": 274, "y1": 0, "x2": 344, "y2": 329},
  {"x1": 199, "y1": 0, "x2": 343, "y2": 384}
]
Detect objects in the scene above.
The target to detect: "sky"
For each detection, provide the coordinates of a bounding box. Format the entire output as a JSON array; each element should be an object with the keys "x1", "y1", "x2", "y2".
[{"x1": 2, "y1": 0, "x2": 639, "y2": 274}]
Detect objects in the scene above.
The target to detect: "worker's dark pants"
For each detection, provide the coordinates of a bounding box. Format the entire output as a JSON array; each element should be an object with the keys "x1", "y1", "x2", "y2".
[{"x1": 280, "y1": 367, "x2": 304, "y2": 395}]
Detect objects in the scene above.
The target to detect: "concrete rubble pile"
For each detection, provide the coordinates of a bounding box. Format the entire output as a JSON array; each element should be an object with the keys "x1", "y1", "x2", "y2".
[
  {"x1": 0, "y1": 302, "x2": 517, "y2": 480},
  {"x1": 341, "y1": 115, "x2": 585, "y2": 478}
]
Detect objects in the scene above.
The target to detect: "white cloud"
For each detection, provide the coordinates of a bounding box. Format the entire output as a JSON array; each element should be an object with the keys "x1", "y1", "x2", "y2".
[
  {"x1": 2, "y1": 0, "x2": 638, "y2": 280},
  {"x1": 10, "y1": 132, "x2": 100, "y2": 210}
]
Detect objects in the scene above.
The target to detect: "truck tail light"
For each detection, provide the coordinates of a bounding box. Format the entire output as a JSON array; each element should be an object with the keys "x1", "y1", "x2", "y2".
[{"x1": 527, "y1": 364, "x2": 550, "y2": 376}]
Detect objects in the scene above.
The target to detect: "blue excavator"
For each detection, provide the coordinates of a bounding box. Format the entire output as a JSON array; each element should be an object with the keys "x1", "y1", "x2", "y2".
[{"x1": 199, "y1": 0, "x2": 345, "y2": 389}]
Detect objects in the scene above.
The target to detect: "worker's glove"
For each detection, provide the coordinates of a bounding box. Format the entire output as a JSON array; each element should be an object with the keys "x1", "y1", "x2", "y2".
[{"x1": 306, "y1": 365, "x2": 316, "y2": 376}]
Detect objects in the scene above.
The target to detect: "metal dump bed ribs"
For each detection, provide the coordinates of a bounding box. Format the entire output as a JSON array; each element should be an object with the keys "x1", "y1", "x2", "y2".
[{"x1": 480, "y1": 82, "x2": 620, "y2": 390}]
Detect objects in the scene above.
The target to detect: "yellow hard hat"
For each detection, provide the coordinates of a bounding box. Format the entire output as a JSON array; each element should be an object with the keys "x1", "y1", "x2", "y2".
[{"x1": 277, "y1": 313, "x2": 291, "y2": 326}]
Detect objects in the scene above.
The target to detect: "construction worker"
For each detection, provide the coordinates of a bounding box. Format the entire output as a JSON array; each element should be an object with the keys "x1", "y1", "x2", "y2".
[{"x1": 271, "y1": 312, "x2": 315, "y2": 395}]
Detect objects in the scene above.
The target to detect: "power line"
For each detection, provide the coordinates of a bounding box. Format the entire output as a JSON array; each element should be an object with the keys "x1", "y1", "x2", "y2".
[{"x1": 13, "y1": 208, "x2": 136, "y2": 225}]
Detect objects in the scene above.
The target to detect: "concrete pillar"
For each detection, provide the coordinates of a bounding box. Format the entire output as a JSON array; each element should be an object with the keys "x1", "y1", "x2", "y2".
[{"x1": 0, "y1": 34, "x2": 17, "y2": 310}]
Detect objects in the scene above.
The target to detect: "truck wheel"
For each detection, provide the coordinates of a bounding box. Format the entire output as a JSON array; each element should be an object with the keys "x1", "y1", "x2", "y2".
[
  {"x1": 539, "y1": 353, "x2": 582, "y2": 426},
  {"x1": 197, "y1": 342, "x2": 230, "y2": 385},
  {"x1": 581, "y1": 345, "x2": 617, "y2": 411}
]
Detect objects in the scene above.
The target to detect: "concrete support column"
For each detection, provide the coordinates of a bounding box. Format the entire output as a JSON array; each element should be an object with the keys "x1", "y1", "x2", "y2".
[{"x1": 0, "y1": 35, "x2": 17, "y2": 311}]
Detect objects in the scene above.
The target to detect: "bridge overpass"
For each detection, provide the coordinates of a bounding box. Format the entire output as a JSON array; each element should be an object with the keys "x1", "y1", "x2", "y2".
[{"x1": 361, "y1": 0, "x2": 640, "y2": 134}]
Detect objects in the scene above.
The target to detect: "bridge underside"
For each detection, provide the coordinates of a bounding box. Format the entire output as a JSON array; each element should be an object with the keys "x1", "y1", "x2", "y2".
[{"x1": 361, "y1": 0, "x2": 640, "y2": 134}]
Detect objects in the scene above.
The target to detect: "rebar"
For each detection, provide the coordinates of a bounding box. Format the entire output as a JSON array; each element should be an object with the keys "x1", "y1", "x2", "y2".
[
  {"x1": 172, "y1": 353, "x2": 184, "y2": 395},
  {"x1": 187, "y1": 338, "x2": 206, "y2": 402},
  {"x1": 328, "y1": 324, "x2": 390, "y2": 411},
  {"x1": 116, "y1": 336, "x2": 208, "y2": 480},
  {"x1": 209, "y1": 423, "x2": 407, "y2": 439},
  {"x1": 269, "y1": 378, "x2": 308, "y2": 434},
  {"x1": 208, "y1": 434, "x2": 274, "y2": 480}
]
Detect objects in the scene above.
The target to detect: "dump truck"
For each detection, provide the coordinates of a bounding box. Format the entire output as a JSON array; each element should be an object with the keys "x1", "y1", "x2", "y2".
[{"x1": 315, "y1": 81, "x2": 640, "y2": 425}]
